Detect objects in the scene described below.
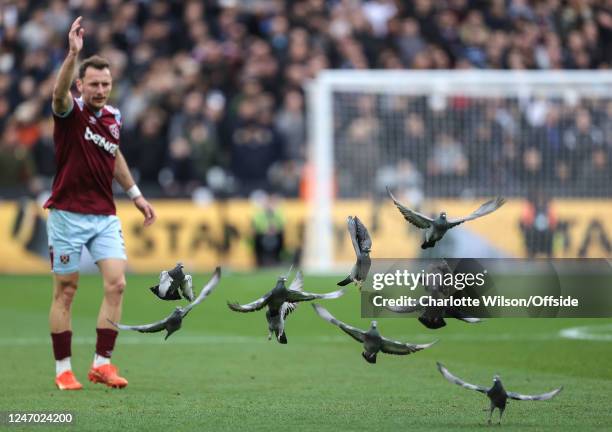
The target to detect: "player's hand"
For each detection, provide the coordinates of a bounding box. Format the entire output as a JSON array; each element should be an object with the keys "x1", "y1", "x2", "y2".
[
  {"x1": 68, "y1": 16, "x2": 84, "y2": 55},
  {"x1": 133, "y1": 196, "x2": 157, "y2": 227}
]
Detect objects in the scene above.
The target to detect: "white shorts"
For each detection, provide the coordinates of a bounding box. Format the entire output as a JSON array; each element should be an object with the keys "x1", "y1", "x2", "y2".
[{"x1": 47, "y1": 209, "x2": 126, "y2": 274}]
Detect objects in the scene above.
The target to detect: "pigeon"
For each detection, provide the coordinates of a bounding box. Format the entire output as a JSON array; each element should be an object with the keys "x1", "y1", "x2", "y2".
[
  {"x1": 385, "y1": 261, "x2": 481, "y2": 329},
  {"x1": 387, "y1": 187, "x2": 505, "y2": 249},
  {"x1": 150, "y1": 262, "x2": 194, "y2": 301},
  {"x1": 437, "y1": 362, "x2": 563, "y2": 424},
  {"x1": 337, "y1": 216, "x2": 372, "y2": 289},
  {"x1": 228, "y1": 269, "x2": 344, "y2": 344},
  {"x1": 109, "y1": 267, "x2": 221, "y2": 340},
  {"x1": 312, "y1": 304, "x2": 436, "y2": 364}
]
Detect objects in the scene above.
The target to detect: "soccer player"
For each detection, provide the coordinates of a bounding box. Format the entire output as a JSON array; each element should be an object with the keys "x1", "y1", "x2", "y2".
[{"x1": 45, "y1": 16, "x2": 156, "y2": 390}]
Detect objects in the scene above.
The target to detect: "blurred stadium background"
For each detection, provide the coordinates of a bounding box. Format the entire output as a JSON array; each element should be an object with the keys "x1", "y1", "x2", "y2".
[
  {"x1": 1, "y1": 0, "x2": 611, "y2": 274},
  {"x1": 2, "y1": 2, "x2": 612, "y2": 430}
]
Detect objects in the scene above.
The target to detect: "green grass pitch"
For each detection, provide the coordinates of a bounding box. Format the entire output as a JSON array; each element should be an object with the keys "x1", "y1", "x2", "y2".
[{"x1": 1, "y1": 271, "x2": 611, "y2": 431}]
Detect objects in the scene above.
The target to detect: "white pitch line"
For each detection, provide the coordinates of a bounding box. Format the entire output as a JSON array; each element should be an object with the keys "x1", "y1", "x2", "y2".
[
  {"x1": 559, "y1": 324, "x2": 612, "y2": 342},
  {"x1": 0, "y1": 332, "x2": 558, "y2": 347},
  {"x1": 0, "y1": 335, "x2": 271, "y2": 346},
  {"x1": 0, "y1": 335, "x2": 352, "y2": 347}
]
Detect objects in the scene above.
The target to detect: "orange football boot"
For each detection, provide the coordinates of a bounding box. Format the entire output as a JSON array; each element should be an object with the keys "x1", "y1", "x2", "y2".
[
  {"x1": 88, "y1": 364, "x2": 128, "y2": 388},
  {"x1": 55, "y1": 370, "x2": 83, "y2": 390}
]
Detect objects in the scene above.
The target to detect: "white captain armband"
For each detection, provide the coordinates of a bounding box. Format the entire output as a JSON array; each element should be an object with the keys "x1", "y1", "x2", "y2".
[{"x1": 126, "y1": 184, "x2": 142, "y2": 200}]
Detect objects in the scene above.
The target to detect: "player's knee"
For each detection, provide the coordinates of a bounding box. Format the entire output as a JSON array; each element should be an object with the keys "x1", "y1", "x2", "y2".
[
  {"x1": 105, "y1": 278, "x2": 126, "y2": 299},
  {"x1": 55, "y1": 279, "x2": 78, "y2": 307}
]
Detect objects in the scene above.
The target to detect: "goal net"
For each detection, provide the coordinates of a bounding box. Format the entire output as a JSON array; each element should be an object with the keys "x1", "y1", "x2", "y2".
[{"x1": 304, "y1": 71, "x2": 612, "y2": 272}]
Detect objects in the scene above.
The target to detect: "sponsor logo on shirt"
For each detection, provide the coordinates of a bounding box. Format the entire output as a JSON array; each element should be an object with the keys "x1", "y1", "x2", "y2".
[
  {"x1": 88, "y1": 116, "x2": 97, "y2": 124},
  {"x1": 84, "y1": 126, "x2": 118, "y2": 156}
]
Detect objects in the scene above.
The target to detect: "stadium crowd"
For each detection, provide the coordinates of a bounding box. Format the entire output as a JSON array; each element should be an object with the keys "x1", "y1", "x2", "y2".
[
  {"x1": 1, "y1": 0, "x2": 611, "y2": 198},
  {"x1": 335, "y1": 94, "x2": 612, "y2": 198}
]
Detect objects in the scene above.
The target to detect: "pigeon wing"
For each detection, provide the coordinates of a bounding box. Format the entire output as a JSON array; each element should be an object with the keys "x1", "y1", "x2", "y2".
[
  {"x1": 387, "y1": 187, "x2": 433, "y2": 229},
  {"x1": 280, "y1": 301, "x2": 298, "y2": 320},
  {"x1": 228, "y1": 290, "x2": 273, "y2": 313},
  {"x1": 107, "y1": 317, "x2": 168, "y2": 334},
  {"x1": 282, "y1": 271, "x2": 305, "y2": 314},
  {"x1": 354, "y1": 216, "x2": 372, "y2": 253},
  {"x1": 347, "y1": 217, "x2": 362, "y2": 257},
  {"x1": 312, "y1": 303, "x2": 366, "y2": 343},
  {"x1": 507, "y1": 387, "x2": 563, "y2": 401},
  {"x1": 287, "y1": 270, "x2": 304, "y2": 292},
  {"x1": 182, "y1": 267, "x2": 221, "y2": 316},
  {"x1": 380, "y1": 337, "x2": 437, "y2": 355},
  {"x1": 180, "y1": 274, "x2": 195, "y2": 302},
  {"x1": 286, "y1": 287, "x2": 345, "y2": 303},
  {"x1": 437, "y1": 362, "x2": 488, "y2": 393},
  {"x1": 445, "y1": 307, "x2": 482, "y2": 323},
  {"x1": 157, "y1": 271, "x2": 172, "y2": 297},
  {"x1": 447, "y1": 197, "x2": 506, "y2": 227}
]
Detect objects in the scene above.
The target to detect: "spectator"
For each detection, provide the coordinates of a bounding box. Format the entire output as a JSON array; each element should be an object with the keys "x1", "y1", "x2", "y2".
[
  {"x1": 31, "y1": 117, "x2": 56, "y2": 185},
  {"x1": 563, "y1": 108, "x2": 604, "y2": 160},
  {"x1": 396, "y1": 18, "x2": 426, "y2": 66},
  {"x1": 275, "y1": 88, "x2": 306, "y2": 161},
  {"x1": 400, "y1": 112, "x2": 428, "y2": 167},
  {"x1": 125, "y1": 108, "x2": 168, "y2": 185},
  {"x1": 0, "y1": 122, "x2": 37, "y2": 192},
  {"x1": 337, "y1": 95, "x2": 381, "y2": 197},
  {"x1": 252, "y1": 193, "x2": 285, "y2": 268},
  {"x1": 520, "y1": 190, "x2": 557, "y2": 258},
  {"x1": 229, "y1": 98, "x2": 284, "y2": 196},
  {"x1": 427, "y1": 133, "x2": 468, "y2": 179},
  {"x1": 579, "y1": 148, "x2": 610, "y2": 195},
  {"x1": 521, "y1": 147, "x2": 545, "y2": 187},
  {"x1": 160, "y1": 136, "x2": 199, "y2": 196}
]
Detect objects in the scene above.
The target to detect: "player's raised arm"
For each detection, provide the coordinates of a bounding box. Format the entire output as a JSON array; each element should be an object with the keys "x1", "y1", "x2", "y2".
[
  {"x1": 52, "y1": 16, "x2": 84, "y2": 116},
  {"x1": 113, "y1": 150, "x2": 157, "y2": 227}
]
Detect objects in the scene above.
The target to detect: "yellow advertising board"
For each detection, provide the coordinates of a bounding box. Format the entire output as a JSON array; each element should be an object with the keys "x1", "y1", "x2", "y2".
[
  {"x1": 331, "y1": 199, "x2": 612, "y2": 262},
  {"x1": 0, "y1": 198, "x2": 610, "y2": 274}
]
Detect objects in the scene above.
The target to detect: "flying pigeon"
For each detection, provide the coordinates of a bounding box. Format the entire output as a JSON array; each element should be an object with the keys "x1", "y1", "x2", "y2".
[
  {"x1": 386, "y1": 261, "x2": 481, "y2": 329},
  {"x1": 149, "y1": 262, "x2": 194, "y2": 301},
  {"x1": 337, "y1": 216, "x2": 372, "y2": 289},
  {"x1": 228, "y1": 269, "x2": 344, "y2": 344},
  {"x1": 312, "y1": 304, "x2": 436, "y2": 364},
  {"x1": 437, "y1": 362, "x2": 563, "y2": 424},
  {"x1": 109, "y1": 267, "x2": 221, "y2": 340},
  {"x1": 387, "y1": 187, "x2": 505, "y2": 249}
]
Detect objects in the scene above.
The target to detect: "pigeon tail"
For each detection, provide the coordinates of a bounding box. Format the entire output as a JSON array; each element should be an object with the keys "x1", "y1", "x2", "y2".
[
  {"x1": 421, "y1": 240, "x2": 436, "y2": 249},
  {"x1": 277, "y1": 331, "x2": 288, "y2": 344},
  {"x1": 362, "y1": 351, "x2": 377, "y2": 364},
  {"x1": 164, "y1": 328, "x2": 179, "y2": 340},
  {"x1": 337, "y1": 276, "x2": 353, "y2": 286}
]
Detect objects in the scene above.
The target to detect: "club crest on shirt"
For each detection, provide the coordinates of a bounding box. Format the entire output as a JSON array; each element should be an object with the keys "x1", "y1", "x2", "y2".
[
  {"x1": 60, "y1": 254, "x2": 70, "y2": 264},
  {"x1": 109, "y1": 123, "x2": 120, "y2": 140}
]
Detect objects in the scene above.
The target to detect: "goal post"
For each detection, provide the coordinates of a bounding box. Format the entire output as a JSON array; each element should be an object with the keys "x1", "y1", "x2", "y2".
[{"x1": 303, "y1": 70, "x2": 612, "y2": 272}]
